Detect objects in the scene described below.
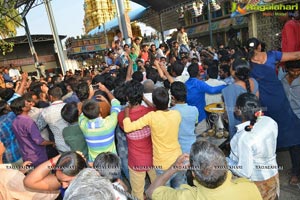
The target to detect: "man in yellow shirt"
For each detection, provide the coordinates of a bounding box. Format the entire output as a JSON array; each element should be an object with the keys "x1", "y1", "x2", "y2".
[
  {"x1": 123, "y1": 87, "x2": 183, "y2": 188},
  {"x1": 146, "y1": 141, "x2": 263, "y2": 200}
]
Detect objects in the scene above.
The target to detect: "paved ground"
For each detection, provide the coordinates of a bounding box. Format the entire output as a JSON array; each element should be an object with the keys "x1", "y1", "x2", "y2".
[{"x1": 276, "y1": 150, "x2": 300, "y2": 200}]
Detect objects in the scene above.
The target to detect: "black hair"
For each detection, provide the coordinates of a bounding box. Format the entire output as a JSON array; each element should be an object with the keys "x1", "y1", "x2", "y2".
[
  {"x1": 82, "y1": 99, "x2": 100, "y2": 119},
  {"x1": 219, "y1": 64, "x2": 230, "y2": 76},
  {"x1": 125, "y1": 80, "x2": 144, "y2": 106},
  {"x1": 0, "y1": 88, "x2": 14, "y2": 102},
  {"x1": 285, "y1": 60, "x2": 300, "y2": 69},
  {"x1": 170, "y1": 81, "x2": 187, "y2": 102},
  {"x1": 10, "y1": 97, "x2": 25, "y2": 115},
  {"x1": 152, "y1": 87, "x2": 169, "y2": 110},
  {"x1": 232, "y1": 59, "x2": 251, "y2": 93},
  {"x1": 113, "y1": 83, "x2": 127, "y2": 106},
  {"x1": 207, "y1": 63, "x2": 219, "y2": 79},
  {"x1": 246, "y1": 38, "x2": 261, "y2": 60},
  {"x1": 76, "y1": 82, "x2": 89, "y2": 102},
  {"x1": 146, "y1": 68, "x2": 158, "y2": 84},
  {"x1": 163, "y1": 79, "x2": 171, "y2": 89},
  {"x1": 187, "y1": 63, "x2": 199, "y2": 78},
  {"x1": 61, "y1": 102, "x2": 79, "y2": 124},
  {"x1": 22, "y1": 91, "x2": 35, "y2": 102},
  {"x1": 65, "y1": 77, "x2": 78, "y2": 91},
  {"x1": 93, "y1": 90, "x2": 109, "y2": 103},
  {"x1": 132, "y1": 71, "x2": 143, "y2": 82},
  {"x1": 0, "y1": 100, "x2": 9, "y2": 116},
  {"x1": 172, "y1": 62, "x2": 184, "y2": 76},
  {"x1": 48, "y1": 86, "x2": 63, "y2": 99},
  {"x1": 236, "y1": 93, "x2": 261, "y2": 132},
  {"x1": 55, "y1": 151, "x2": 87, "y2": 176}
]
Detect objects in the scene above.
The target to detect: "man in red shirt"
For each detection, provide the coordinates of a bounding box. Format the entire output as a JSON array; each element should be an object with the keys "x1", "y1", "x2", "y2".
[
  {"x1": 282, "y1": 10, "x2": 300, "y2": 52},
  {"x1": 118, "y1": 80, "x2": 156, "y2": 200}
]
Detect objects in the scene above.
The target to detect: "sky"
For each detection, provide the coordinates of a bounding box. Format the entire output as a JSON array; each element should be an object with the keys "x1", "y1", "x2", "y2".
[{"x1": 16, "y1": 0, "x2": 145, "y2": 38}]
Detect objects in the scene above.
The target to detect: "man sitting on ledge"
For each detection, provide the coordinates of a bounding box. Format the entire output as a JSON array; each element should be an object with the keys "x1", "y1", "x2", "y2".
[{"x1": 146, "y1": 141, "x2": 262, "y2": 200}]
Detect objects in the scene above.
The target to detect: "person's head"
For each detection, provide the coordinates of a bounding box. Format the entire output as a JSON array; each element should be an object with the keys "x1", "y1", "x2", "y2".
[
  {"x1": 159, "y1": 43, "x2": 166, "y2": 50},
  {"x1": 0, "y1": 88, "x2": 15, "y2": 102},
  {"x1": 82, "y1": 99, "x2": 100, "y2": 119},
  {"x1": 48, "y1": 86, "x2": 63, "y2": 102},
  {"x1": 232, "y1": 59, "x2": 251, "y2": 92},
  {"x1": 285, "y1": 60, "x2": 300, "y2": 80},
  {"x1": 123, "y1": 44, "x2": 129, "y2": 52},
  {"x1": 76, "y1": 82, "x2": 89, "y2": 102},
  {"x1": 141, "y1": 44, "x2": 149, "y2": 52},
  {"x1": 10, "y1": 97, "x2": 30, "y2": 115},
  {"x1": 130, "y1": 46, "x2": 136, "y2": 54},
  {"x1": 170, "y1": 81, "x2": 187, "y2": 103},
  {"x1": 22, "y1": 91, "x2": 38, "y2": 108},
  {"x1": 150, "y1": 44, "x2": 156, "y2": 52},
  {"x1": 171, "y1": 62, "x2": 184, "y2": 77},
  {"x1": 136, "y1": 59, "x2": 144, "y2": 68},
  {"x1": 65, "y1": 77, "x2": 78, "y2": 92},
  {"x1": 219, "y1": 64, "x2": 230, "y2": 79},
  {"x1": 134, "y1": 37, "x2": 141, "y2": 44},
  {"x1": 115, "y1": 29, "x2": 122, "y2": 37},
  {"x1": 93, "y1": 152, "x2": 121, "y2": 182},
  {"x1": 235, "y1": 93, "x2": 262, "y2": 132},
  {"x1": 146, "y1": 68, "x2": 159, "y2": 84},
  {"x1": 143, "y1": 79, "x2": 154, "y2": 93},
  {"x1": 246, "y1": 38, "x2": 261, "y2": 60},
  {"x1": 206, "y1": 63, "x2": 218, "y2": 79},
  {"x1": 152, "y1": 87, "x2": 169, "y2": 110},
  {"x1": 188, "y1": 63, "x2": 199, "y2": 78},
  {"x1": 55, "y1": 151, "x2": 87, "y2": 189},
  {"x1": 113, "y1": 83, "x2": 127, "y2": 106},
  {"x1": 0, "y1": 100, "x2": 10, "y2": 116},
  {"x1": 172, "y1": 41, "x2": 179, "y2": 48},
  {"x1": 132, "y1": 71, "x2": 143, "y2": 82},
  {"x1": 63, "y1": 168, "x2": 115, "y2": 200},
  {"x1": 180, "y1": 53, "x2": 189, "y2": 65},
  {"x1": 125, "y1": 80, "x2": 144, "y2": 106},
  {"x1": 190, "y1": 141, "x2": 227, "y2": 189},
  {"x1": 61, "y1": 102, "x2": 79, "y2": 124},
  {"x1": 179, "y1": 26, "x2": 185, "y2": 33}
]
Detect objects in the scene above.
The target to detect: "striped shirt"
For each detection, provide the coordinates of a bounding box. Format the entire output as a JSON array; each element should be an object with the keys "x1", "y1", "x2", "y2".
[
  {"x1": 227, "y1": 116, "x2": 278, "y2": 181},
  {"x1": 79, "y1": 99, "x2": 121, "y2": 162}
]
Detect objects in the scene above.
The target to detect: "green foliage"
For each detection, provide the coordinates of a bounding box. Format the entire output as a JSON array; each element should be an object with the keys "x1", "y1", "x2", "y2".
[{"x1": 0, "y1": 0, "x2": 22, "y2": 55}]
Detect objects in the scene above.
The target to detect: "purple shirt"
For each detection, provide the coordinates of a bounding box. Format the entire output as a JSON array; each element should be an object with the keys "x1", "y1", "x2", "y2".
[{"x1": 12, "y1": 115, "x2": 47, "y2": 167}]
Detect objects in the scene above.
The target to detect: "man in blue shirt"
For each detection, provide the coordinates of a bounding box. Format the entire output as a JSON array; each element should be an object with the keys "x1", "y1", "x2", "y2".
[{"x1": 185, "y1": 63, "x2": 226, "y2": 134}]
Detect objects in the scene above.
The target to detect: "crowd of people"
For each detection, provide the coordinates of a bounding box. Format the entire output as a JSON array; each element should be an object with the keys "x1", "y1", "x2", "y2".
[{"x1": 0, "y1": 14, "x2": 300, "y2": 200}]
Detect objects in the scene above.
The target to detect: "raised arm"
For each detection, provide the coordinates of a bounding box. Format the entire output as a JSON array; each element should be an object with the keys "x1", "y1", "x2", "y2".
[
  {"x1": 98, "y1": 83, "x2": 115, "y2": 101},
  {"x1": 153, "y1": 60, "x2": 167, "y2": 80},
  {"x1": 16, "y1": 72, "x2": 28, "y2": 96},
  {"x1": 125, "y1": 55, "x2": 133, "y2": 81},
  {"x1": 23, "y1": 155, "x2": 61, "y2": 191},
  {"x1": 281, "y1": 51, "x2": 300, "y2": 62},
  {"x1": 146, "y1": 154, "x2": 189, "y2": 199}
]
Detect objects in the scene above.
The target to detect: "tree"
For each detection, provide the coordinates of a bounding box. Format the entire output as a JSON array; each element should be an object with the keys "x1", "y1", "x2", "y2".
[{"x1": 0, "y1": 0, "x2": 22, "y2": 55}]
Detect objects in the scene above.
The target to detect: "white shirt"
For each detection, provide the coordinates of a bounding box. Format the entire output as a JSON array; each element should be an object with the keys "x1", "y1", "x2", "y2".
[
  {"x1": 205, "y1": 79, "x2": 226, "y2": 105},
  {"x1": 37, "y1": 100, "x2": 70, "y2": 152},
  {"x1": 8, "y1": 69, "x2": 21, "y2": 82},
  {"x1": 142, "y1": 93, "x2": 153, "y2": 107},
  {"x1": 227, "y1": 116, "x2": 278, "y2": 181}
]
